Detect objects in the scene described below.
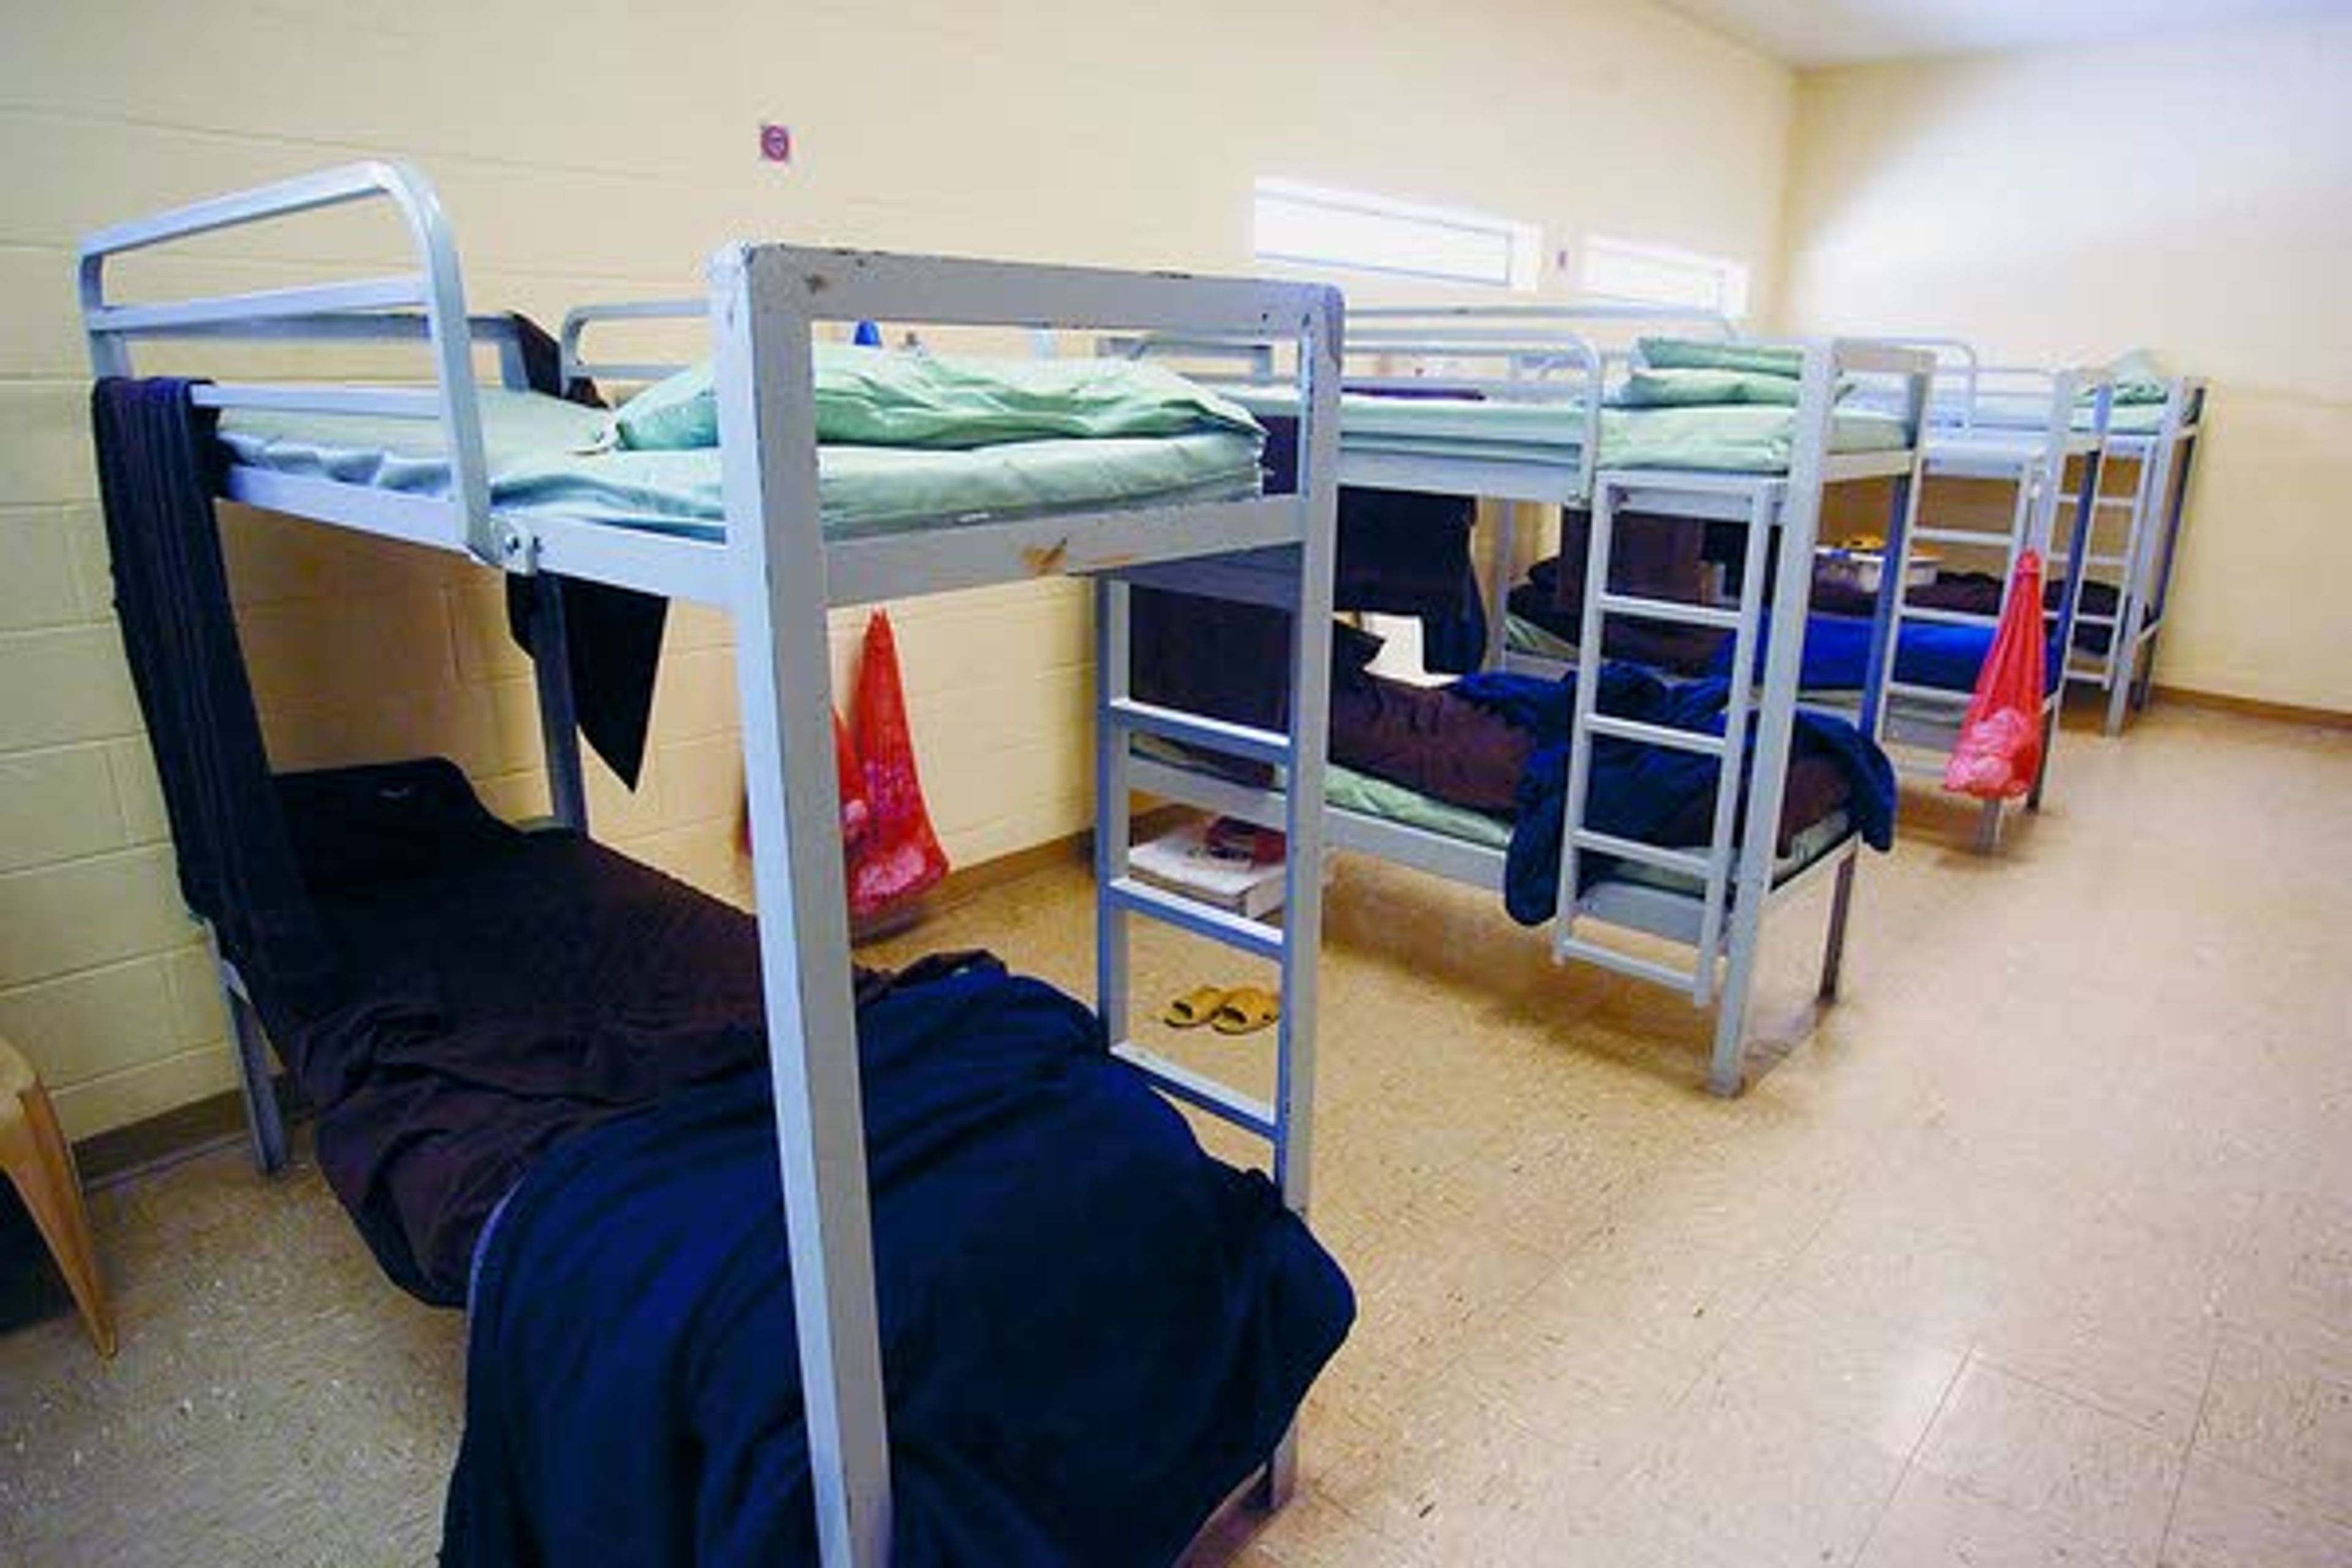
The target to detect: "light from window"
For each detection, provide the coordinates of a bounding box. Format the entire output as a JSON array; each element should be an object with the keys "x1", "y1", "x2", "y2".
[
  {"x1": 1579, "y1": 235, "x2": 1751, "y2": 319},
  {"x1": 1253, "y1": 178, "x2": 1540, "y2": 292}
]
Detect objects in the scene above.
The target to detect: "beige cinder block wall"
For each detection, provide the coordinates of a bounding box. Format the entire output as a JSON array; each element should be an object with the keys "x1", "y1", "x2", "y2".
[
  {"x1": 1776, "y1": 12, "x2": 2352, "y2": 714},
  {"x1": 0, "y1": 0, "x2": 1790, "y2": 1138}
]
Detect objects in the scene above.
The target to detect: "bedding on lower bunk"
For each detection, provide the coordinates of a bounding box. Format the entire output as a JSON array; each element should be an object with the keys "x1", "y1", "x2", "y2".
[
  {"x1": 1149, "y1": 625, "x2": 1896, "y2": 926},
  {"x1": 447, "y1": 955, "x2": 1350, "y2": 1567},
  {"x1": 1509, "y1": 553, "x2": 2119, "y2": 695},
  {"x1": 273, "y1": 763, "x2": 1355, "y2": 1564}
]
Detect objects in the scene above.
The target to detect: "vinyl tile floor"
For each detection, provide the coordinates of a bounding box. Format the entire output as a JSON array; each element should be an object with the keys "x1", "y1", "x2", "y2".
[{"x1": 3, "y1": 703, "x2": 2348, "y2": 1566}]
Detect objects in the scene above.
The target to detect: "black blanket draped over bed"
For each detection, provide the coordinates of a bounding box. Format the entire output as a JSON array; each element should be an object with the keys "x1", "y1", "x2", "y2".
[
  {"x1": 94, "y1": 377, "x2": 1355, "y2": 1565},
  {"x1": 446, "y1": 957, "x2": 1353, "y2": 1568}
]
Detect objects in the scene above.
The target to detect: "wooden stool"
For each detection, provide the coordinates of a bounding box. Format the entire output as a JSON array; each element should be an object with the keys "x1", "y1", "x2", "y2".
[{"x1": 0, "y1": 1035, "x2": 116, "y2": 1357}]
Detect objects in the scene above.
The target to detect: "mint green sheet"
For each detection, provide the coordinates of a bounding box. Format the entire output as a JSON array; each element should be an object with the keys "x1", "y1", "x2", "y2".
[
  {"x1": 1619, "y1": 368, "x2": 1801, "y2": 408},
  {"x1": 217, "y1": 388, "x2": 1264, "y2": 543},
  {"x1": 1226, "y1": 386, "x2": 1907, "y2": 475},
  {"x1": 611, "y1": 349, "x2": 1263, "y2": 452},
  {"x1": 1637, "y1": 339, "x2": 1806, "y2": 379}
]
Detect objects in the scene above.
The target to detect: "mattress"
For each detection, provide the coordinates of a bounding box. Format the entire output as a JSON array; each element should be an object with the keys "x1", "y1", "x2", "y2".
[
  {"x1": 1227, "y1": 385, "x2": 1910, "y2": 474},
  {"x1": 1940, "y1": 395, "x2": 2180, "y2": 438},
  {"x1": 1326, "y1": 760, "x2": 1851, "y2": 895},
  {"x1": 217, "y1": 387, "x2": 1265, "y2": 543}
]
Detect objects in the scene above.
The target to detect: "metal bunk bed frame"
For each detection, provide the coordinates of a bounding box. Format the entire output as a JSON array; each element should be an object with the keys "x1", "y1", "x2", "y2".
[
  {"x1": 1852, "y1": 339, "x2": 2116, "y2": 850},
  {"x1": 2060, "y1": 377, "x2": 2206, "y2": 734},
  {"x1": 1122, "y1": 312, "x2": 1933, "y2": 1095},
  {"x1": 79, "y1": 160, "x2": 1344, "y2": 1568}
]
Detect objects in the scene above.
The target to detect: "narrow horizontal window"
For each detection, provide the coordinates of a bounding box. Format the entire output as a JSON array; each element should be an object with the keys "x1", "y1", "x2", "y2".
[
  {"x1": 1580, "y1": 235, "x2": 1751, "y2": 319},
  {"x1": 1253, "y1": 178, "x2": 1540, "y2": 292}
]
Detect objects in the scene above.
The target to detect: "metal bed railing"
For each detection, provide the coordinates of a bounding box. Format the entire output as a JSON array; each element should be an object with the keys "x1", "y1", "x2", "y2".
[
  {"x1": 1847, "y1": 337, "x2": 2121, "y2": 848},
  {"x1": 2069, "y1": 376, "x2": 2207, "y2": 731},
  {"x1": 80, "y1": 160, "x2": 1346, "y2": 1568}
]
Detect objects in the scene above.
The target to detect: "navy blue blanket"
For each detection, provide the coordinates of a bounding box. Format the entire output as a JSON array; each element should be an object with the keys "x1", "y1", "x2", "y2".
[
  {"x1": 444, "y1": 959, "x2": 1353, "y2": 1567},
  {"x1": 1706, "y1": 612, "x2": 2061, "y2": 696},
  {"x1": 1453, "y1": 666, "x2": 1896, "y2": 925}
]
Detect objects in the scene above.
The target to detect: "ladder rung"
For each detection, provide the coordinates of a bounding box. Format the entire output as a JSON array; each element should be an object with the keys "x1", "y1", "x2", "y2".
[
  {"x1": 2074, "y1": 611, "x2": 2119, "y2": 626},
  {"x1": 2081, "y1": 554, "x2": 2128, "y2": 568},
  {"x1": 1107, "y1": 876, "x2": 1284, "y2": 960},
  {"x1": 1912, "y1": 527, "x2": 2015, "y2": 547},
  {"x1": 1110, "y1": 1041, "x2": 1276, "y2": 1140},
  {"x1": 1594, "y1": 591, "x2": 1740, "y2": 631},
  {"x1": 1887, "y1": 680, "x2": 1972, "y2": 704},
  {"x1": 1585, "y1": 712, "x2": 1728, "y2": 757},
  {"x1": 1107, "y1": 697, "x2": 1290, "y2": 766},
  {"x1": 1570, "y1": 829, "x2": 1715, "y2": 881},
  {"x1": 1554, "y1": 932, "x2": 1702, "y2": 993}
]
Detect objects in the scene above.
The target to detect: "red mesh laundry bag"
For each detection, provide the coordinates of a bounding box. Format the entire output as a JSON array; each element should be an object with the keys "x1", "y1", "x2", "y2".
[
  {"x1": 833, "y1": 708, "x2": 871, "y2": 851},
  {"x1": 848, "y1": 610, "x2": 949, "y2": 916},
  {"x1": 736, "y1": 707, "x2": 868, "y2": 856},
  {"x1": 1943, "y1": 549, "x2": 2048, "y2": 801}
]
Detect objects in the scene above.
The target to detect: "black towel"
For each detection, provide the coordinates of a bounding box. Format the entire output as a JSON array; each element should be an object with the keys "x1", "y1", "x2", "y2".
[
  {"x1": 500, "y1": 312, "x2": 669, "y2": 790},
  {"x1": 90, "y1": 378, "x2": 337, "y2": 1015}
]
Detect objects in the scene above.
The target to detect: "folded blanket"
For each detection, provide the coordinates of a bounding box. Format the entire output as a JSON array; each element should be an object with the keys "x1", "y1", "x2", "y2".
[
  {"x1": 609, "y1": 349, "x2": 1264, "y2": 451},
  {"x1": 1618, "y1": 367, "x2": 1802, "y2": 409},
  {"x1": 1452, "y1": 666, "x2": 1896, "y2": 925},
  {"x1": 446, "y1": 957, "x2": 1354, "y2": 1567},
  {"x1": 1637, "y1": 337, "x2": 1805, "y2": 380}
]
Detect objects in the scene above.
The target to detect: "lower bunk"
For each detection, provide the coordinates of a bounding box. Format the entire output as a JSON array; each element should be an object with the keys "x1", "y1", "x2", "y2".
[
  {"x1": 261, "y1": 761, "x2": 1358, "y2": 1566},
  {"x1": 1129, "y1": 627, "x2": 1897, "y2": 1092}
]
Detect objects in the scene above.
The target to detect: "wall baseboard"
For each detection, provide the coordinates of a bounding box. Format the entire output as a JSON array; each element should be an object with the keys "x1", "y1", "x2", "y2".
[{"x1": 2152, "y1": 685, "x2": 2352, "y2": 731}]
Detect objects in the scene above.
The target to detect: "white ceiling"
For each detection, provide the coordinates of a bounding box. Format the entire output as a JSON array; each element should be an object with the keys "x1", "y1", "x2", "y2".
[{"x1": 1660, "y1": 0, "x2": 2351, "y2": 66}]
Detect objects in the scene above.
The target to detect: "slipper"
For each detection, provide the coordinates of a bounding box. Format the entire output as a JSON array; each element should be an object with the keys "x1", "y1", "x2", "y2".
[
  {"x1": 1210, "y1": 986, "x2": 1280, "y2": 1036},
  {"x1": 1162, "y1": 986, "x2": 1231, "y2": 1030}
]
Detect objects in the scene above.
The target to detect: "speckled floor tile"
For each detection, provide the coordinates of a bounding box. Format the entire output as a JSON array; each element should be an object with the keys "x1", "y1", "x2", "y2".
[{"x1": 0, "y1": 703, "x2": 2346, "y2": 1566}]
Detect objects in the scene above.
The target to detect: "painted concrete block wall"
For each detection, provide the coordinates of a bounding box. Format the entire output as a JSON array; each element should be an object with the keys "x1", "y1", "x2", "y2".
[
  {"x1": 0, "y1": 0, "x2": 1790, "y2": 1137},
  {"x1": 1777, "y1": 12, "x2": 2352, "y2": 713}
]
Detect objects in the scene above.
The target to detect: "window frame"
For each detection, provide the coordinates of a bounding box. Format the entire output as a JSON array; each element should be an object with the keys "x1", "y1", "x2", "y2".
[{"x1": 1251, "y1": 177, "x2": 1542, "y2": 293}]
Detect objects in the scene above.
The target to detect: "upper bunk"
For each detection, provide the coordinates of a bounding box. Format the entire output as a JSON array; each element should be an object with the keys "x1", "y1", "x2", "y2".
[
  {"x1": 1865, "y1": 338, "x2": 2205, "y2": 469},
  {"x1": 78, "y1": 161, "x2": 1344, "y2": 613},
  {"x1": 1116, "y1": 306, "x2": 1934, "y2": 519}
]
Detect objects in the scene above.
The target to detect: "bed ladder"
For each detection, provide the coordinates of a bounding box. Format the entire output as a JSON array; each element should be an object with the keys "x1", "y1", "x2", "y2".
[
  {"x1": 1551, "y1": 469, "x2": 1798, "y2": 1096},
  {"x1": 1089, "y1": 568, "x2": 1336, "y2": 1502}
]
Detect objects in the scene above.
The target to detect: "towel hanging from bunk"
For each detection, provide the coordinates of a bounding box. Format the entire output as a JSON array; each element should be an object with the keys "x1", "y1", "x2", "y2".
[
  {"x1": 89, "y1": 377, "x2": 337, "y2": 1012},
  {"x1": 500, "y1": 313, "x2": 670, "y2": 790}
]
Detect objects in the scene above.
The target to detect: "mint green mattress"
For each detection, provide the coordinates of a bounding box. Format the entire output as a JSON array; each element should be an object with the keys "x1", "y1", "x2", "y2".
[
  {"x1": 1327, "y1": 762, "x2": 1850, "y2": 897},
  {"x1": 217, "y1": 388, "x2": 1264, "y2": 543},
  {"x1": 1227, "y1": 386, "x2": 1908, "y2": 475},
  {"x1": 1958, "y1": 396, "x2": 2181, "y2": 438}
]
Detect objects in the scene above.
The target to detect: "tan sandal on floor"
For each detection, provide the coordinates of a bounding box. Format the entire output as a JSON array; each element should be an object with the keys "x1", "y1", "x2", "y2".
[
  {"x1": 1161, "y1": 986, "x2": 1231, "y2": 1030},
  {"x1": 1210, "y1": 986, "x2": 1280, "y2": 1036}
]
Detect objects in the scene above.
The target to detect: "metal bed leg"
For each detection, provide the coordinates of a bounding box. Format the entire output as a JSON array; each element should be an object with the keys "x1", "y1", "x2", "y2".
[
  {"x1": 1972, "y1": 799, "x2": 2003, "y2": 855},
  {"x1": 1092, "y1": 579, "x2": 1133, "y2": 1049},
  {"x1": 1483, "y1": 500, "x2": 1518, "y2": 673},
  {"x1": 224, "y1": 978, "x2": 287, "y2": 1176},
  {"x1": 1818, "y1": 856, "x2": 1857, "y2": 1003},
  {"x1": 1707, "y1": 940, "x2": 1755, "y2": 1098},
  {"x1": 207, "y1": 933, "x2": 286, "y2": 1176},
  {"x1": 715, "y1": 245, "x2": 892, "y2": 1568},
  {"x1": 529, "y1": 572, "x2": 590, "y2": 833}
]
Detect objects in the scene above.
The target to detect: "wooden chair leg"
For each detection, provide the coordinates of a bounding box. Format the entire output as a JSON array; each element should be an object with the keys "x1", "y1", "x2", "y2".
[{"x1": 1, "y1": 1082, "x2": 117, "y2": 1359}]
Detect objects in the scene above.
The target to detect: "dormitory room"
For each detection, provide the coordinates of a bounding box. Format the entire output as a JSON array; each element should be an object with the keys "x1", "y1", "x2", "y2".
[{"x1": 1, "y1": 0, "x2": 2347, "y2": 1563}]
